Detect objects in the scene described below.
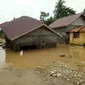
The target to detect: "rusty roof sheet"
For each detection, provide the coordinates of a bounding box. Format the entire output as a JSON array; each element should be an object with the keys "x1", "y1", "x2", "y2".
[
  {"x1": 80, "y1": 26, "x2": 85, "y2": 32},
  {"x1": 70, "y1": 26, "x2": 85, "y2": 32},
  {"x1": 49, "y1": 13, "x2": 83, "y2": 28}
]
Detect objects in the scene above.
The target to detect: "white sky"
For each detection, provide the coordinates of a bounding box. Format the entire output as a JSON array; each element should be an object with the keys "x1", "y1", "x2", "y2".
[{"x1": 0, "y1": 0, "x2": 85, "y2": 23}]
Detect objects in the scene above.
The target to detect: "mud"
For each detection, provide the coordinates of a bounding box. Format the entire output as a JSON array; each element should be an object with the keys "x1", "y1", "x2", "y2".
[
  {"x1": 1, "y1": 44, "x2": 85, "y2": 69},
  {"x1": 0, "y1": 62, "x2": 85, "y2": 85},
  {"x1": 0, "y1": 44, "x2": 85, "y2": 85}
]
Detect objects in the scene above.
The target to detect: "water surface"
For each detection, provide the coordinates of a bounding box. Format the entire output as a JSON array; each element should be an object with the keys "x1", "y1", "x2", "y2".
[{"x1": 0, "y1": 45, "x2": 85, "y2": 69}]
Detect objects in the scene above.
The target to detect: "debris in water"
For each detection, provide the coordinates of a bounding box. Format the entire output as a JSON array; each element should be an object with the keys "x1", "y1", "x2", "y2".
[
  {"x1": 60, "y1": 54, "x2": 66, "y2": 57},
  {"x1": 81, "y1": 62, "x2": 85, "y2": 64},
  {"x1": 52, "y1": 60, "x2": 55, "y2": 63},
  {"x1": 20, "y1": 50, "x2": 23, "y2": 56},
  {"x1": 36, "y1": 66, "x2": 41, "y2": 69}
]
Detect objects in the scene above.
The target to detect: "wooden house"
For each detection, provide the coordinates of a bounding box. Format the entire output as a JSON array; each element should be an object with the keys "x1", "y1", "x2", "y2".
[
  {"x1": 68, "y1": 26, "x2": 85, "y2": 45},
  {"x1": 49, "y1": 13, "x2": 85, "y2": 43},
  {"x1": 0, "y1": 16, "x2": 61, "y2": 51}
]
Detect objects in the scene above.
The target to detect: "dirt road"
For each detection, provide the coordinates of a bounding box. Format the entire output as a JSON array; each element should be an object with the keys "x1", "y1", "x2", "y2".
[{"x1": 0, "y1": 62, "x2": 85, "y2": 85}]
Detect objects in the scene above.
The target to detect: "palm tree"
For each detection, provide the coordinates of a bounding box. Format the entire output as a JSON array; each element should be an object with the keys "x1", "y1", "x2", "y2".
[
  {"x1": 54, "y1": 0, "x2": 76, "y2": 19},
  {"x1": 54, "y1": 0, "x2": 65, "y2": 19}
]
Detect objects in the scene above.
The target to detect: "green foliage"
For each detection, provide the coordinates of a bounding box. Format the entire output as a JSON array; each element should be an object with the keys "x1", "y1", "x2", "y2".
[
  {"x1": 54, "y1": 0, "x2": 76, "y2": 19},
  {"x1": 40, "y1": 11, "x2": 49, "y2": 20},
  {"x1": 40, "y1": 11, "x2": 55, "y2": 25},
  {"x1": 45, "y1": 17, "x2": 55, "y2": 25},
  {"x1": 40, "y1": 0, "x2": 76, "y2": 25},
  {"x1": 83, "y1": 9, "x2": 85, "y2": 14}
]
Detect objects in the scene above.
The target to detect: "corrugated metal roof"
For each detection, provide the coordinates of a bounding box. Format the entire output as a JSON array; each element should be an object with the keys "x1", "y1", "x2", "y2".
[
  {"x1": 0, "y1": 16, "x2": 43, "y2": 40},
  {"x1": 49, "y1": 13, "x2": 83, "y2": 28},
  {"x1": 0, "y1": 16, "x2": 61, "y2": 40},
  {"x1": 70, "y1": 26, "x2": 85, "y2": 32},
  {"x1": 80, "y1": 26, "x2": 85, "y2": 32}
]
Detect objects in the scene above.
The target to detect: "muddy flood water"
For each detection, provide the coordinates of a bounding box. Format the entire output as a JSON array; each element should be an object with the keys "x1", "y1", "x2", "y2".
[{"x1": 0, "y1": 44, "x2": 85, "y2": 69}]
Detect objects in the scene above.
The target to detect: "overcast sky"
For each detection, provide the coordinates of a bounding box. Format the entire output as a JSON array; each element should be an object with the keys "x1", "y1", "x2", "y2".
[{"x1": 0, "y1": 0, "x2": 84, "y2": 23}]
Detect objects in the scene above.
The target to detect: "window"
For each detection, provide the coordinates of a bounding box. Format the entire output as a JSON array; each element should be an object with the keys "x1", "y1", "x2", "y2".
[{"x1": 73, "y1": 32, "x2": 79, "y2": 38}]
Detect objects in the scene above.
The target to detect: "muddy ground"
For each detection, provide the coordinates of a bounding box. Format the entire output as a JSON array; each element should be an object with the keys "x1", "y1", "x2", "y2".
[
  {"x1": 0, "y1": 44, "x2": 85, "y2": 85},
  {"x1": 0, "y1": 62, "x2": 85, "y2": 85}
]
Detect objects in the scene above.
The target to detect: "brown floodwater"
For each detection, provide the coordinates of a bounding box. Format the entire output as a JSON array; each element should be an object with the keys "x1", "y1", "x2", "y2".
[{"x1": 0, "y1": 44, "x2": 85, "y2": 69}]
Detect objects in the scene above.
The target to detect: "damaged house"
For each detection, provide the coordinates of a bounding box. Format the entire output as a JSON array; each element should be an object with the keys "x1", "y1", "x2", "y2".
[
  {"x1": 0, "y1": 16, "x2": 61, "y2": 51},
  {"x1": 49, "y1": 13, "x2": 85, "y2": 43}
]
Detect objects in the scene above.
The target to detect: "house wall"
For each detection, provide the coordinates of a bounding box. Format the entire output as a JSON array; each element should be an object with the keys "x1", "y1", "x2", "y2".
[
  {"x1": 53, "y1": 17, "x2": 85, "y2": 43},
  {"x1": 53, "y1": 26, "x2": 76, "y2": 43},
  {"x1": 53, "y1": 16, "x2": 85, "y2": 34},
  {"x1": 69, "y1": 32, "x2": 85, "y2": 45},
  {"x1": 0, "y1": 30, "x2": 4, "y2": 38},
  {"x1": 71, "y1": 17, "x2": 85, "y2": 26},
  {"x1": 54, "y1": 25, "x2": 81, "y2": 34},
  {"x1": 51, "y1": 16, "x2": 85, "y2": 44},
  {"x1": 12, "y1": 26, "x2": 57, "y2": 50}
]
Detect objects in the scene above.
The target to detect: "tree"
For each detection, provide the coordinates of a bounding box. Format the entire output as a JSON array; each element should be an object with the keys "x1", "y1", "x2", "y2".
[
  {"x1": 40, "y1": 11, "x2": 49, "y2": 21},
  {"x1": 54, "y1": 0, "x2": 76, "y2": 19},
  {"x1": 83, "y1": 9, "x2": 85, "y2": 14},
  {"x1": 40, "y1": 11, "x2": 55, "y2": 25},
  {"x1": 45, "y1": 17, "x2": 55, "y2": 25},
  {"x1": 40, "y1": 0, "x2": 76, "y2": 25}
]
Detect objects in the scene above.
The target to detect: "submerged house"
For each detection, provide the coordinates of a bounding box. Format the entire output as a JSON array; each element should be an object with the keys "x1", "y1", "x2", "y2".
[
  {"x1": 0, "y1": 16, "x2": 61, "y2": 50},
  {"x1": 49, "y1": 13, "x2": 85, "y2": 43},
  {"x1": 68, "y1": 26, "x2": 85, "y2": 45}
]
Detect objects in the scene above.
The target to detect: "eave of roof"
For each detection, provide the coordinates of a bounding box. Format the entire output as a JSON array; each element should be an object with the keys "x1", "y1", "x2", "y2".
[
  {"x1": 49, "y1": 13, "x2": 84, "y2": 29},
  {"x1": 70, "y1": 26, "x2": 85, "y2": 32},
  {"x1": 52, "y1": 26, "x2": 66, "y2": 29},
  {"x1": 11, "y1": 24, "x2": 62, "y2": 41},
  {"x1": 0, "y1": 16, "x2": 43, "y2": 40}
]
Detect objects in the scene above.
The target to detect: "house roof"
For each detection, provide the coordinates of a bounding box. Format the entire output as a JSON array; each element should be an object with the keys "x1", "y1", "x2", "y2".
[
  {"x1": 49, "y1": 13, "x2": 84, "y2": 29},
  {"x1": 0, "y1": 16, "x2": 61, "y2": 40},
  {"x1": 70, "y1": 26, "x2": 85, "y2": 32}
]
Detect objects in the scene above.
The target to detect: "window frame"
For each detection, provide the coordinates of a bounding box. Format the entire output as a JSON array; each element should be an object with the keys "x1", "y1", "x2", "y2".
[{"x1": 73, "y1": 32, "x2": 79, "y2": 38}]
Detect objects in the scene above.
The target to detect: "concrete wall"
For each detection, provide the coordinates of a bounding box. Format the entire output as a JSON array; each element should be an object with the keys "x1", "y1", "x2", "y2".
[
  {"x1": 69, "y1": 32, "x2": 85, "y2": 45},
  {"x1": 14, "y1": 26, "x2": 57, "y2": 48}
]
